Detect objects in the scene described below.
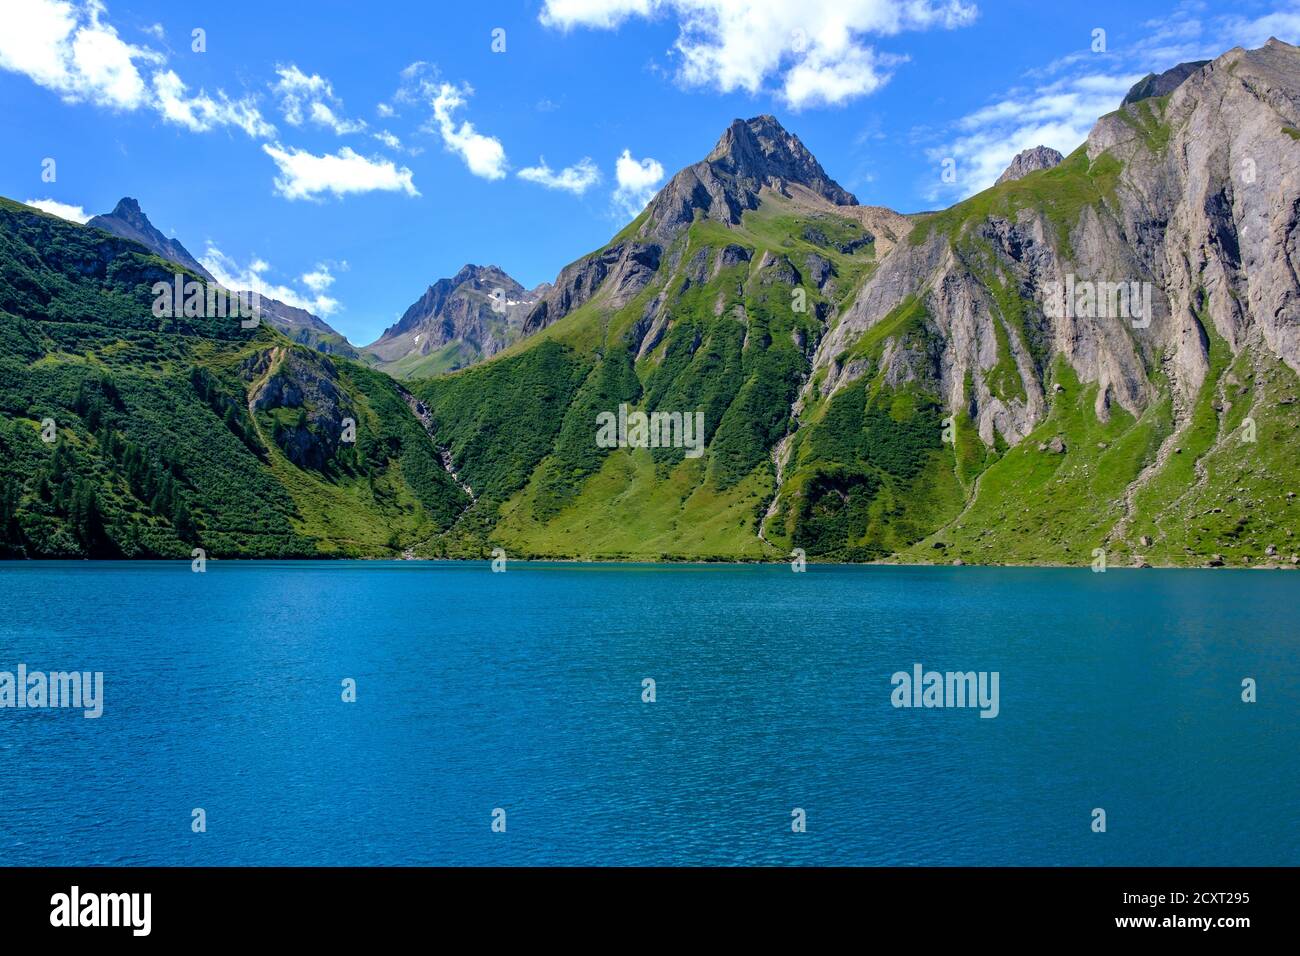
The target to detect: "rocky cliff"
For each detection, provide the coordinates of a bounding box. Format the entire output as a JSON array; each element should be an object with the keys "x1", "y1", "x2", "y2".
[{"x1": 365, "y1": 264, "x2": 542, "y2": 378}]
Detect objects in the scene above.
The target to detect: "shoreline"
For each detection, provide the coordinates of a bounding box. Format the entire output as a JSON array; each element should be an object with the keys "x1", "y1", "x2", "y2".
[{"x1": 1, "y1": 555, "x2": 1296, "y2": 571}]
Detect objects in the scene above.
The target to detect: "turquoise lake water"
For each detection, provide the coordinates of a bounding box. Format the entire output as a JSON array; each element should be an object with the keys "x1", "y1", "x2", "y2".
[{"x1": 0, "y1": 561, "x2": 1295, "y2": 865}]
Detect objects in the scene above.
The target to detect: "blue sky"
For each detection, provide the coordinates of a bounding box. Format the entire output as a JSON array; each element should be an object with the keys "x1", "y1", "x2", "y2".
[{"x1": 2, "y1": 0, "x2": 1297, "y2": 345}]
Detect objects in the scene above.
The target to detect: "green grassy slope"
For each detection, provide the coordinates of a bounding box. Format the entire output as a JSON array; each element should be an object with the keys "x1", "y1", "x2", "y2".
[{"x1": 0, "y1": 198, "x2": 466, "y2": 558}]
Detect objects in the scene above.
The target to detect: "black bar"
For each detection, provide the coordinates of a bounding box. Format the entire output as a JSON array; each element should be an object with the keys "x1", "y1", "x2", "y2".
[{"x1": 0, "y1": 866, "x2": 1283, "y2": 941}]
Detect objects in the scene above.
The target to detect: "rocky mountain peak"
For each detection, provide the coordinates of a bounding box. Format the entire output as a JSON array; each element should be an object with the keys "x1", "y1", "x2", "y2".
[
  {"x1": 108, "y1": 196, "x2": 145, "y2": 224},
  {"x1": 364, "y1": 263, "x2": 541, "y2": 376},
  {"x1": 1122, "y1": 59, "x2": 1211, "y2": 105},
  {"x1": 87, "y1": 196, "x2": 214, "y2": 281},
  {"x1": 704, "y1": 114, "x2": 858, "y2": 206},
  {"x1": 636, "y1": 114, "x2": 856, "y2": 242},
  {"x1": 995, "y1": 145, "x2": 1065, "y2": 185},
  {"x1": 520, "y1": 115, "x2": 861, "y2": 339},
  {"x1": 85, "y1": 196, "x2": 360, "y2": 357}
]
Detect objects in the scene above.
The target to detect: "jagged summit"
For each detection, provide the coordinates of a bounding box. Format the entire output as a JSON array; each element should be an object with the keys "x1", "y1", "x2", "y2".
[
  {"x1": 705, "y1": 115, "x2": 858, "y2": 206},
  {"x1": 521, "y1": 114, "x2": 863, "y2": 337},
  {"x1": 1122, "y1": 59, "x2": 1211, "y2": 105},
  {"x1": 637, "y1": 114, "x2": 856, "y2": 241},
  {"x1": 364, "y1": 263, "x2": 541, "y2": 377},
  {"x1": 995, "y1": 145, "x2": 1064, "y2": 185},
  {"x1": 87, "y1": 197, "x2": 214, "y2": 281},
  {"x1": 86, "y1": 197, "x2": 356, "y2": 356}
]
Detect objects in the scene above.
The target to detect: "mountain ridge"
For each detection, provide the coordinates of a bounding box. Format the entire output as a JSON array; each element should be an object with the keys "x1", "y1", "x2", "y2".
[
  {"x1": 4, "y1": 39, "x2": 1300, "y2": 568},
  {"x1": 85, "y1": 196, "x2": 364, "y2": 360}
]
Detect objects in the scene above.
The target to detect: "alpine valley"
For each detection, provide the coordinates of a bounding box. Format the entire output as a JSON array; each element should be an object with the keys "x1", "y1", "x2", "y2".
[{"x1": 3, "y1": 39, "x2": 1299, "y2": 567}]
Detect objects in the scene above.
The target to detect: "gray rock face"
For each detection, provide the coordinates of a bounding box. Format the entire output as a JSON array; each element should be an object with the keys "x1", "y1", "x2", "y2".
[
  {"x1": 641, "y1": 114, "x2": 856, "y2": 241},
  {"x1": 366, "y1": 264, "x2": 542, "y2": 371},
  {"x1": 245, "y1": 347, "x2": 354, "y2": 472},
  {"x1": 806, "y1": 38, "x2": 1300, "y2": 451},
  {"x1": 521, "y1": 114, "x2": 857, "y2": 338},
  {"x1": 88, "y1": 197, "x2": 214, "y2": 281},
  {"x1": 1122, "y1": 60, "x2": 1210, "y2": 105},
  {"x1": 995, "y1": 146, "x2": 1065, "y2": 185}
]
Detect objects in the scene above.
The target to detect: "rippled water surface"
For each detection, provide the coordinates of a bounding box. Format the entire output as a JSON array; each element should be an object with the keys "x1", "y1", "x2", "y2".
[{"x1": 0, "y1": 561, "x2": 1295, "y2": 865}]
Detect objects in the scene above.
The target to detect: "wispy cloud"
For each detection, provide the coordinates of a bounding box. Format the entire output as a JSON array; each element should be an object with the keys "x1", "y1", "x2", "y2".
[
  {"x1": 393, "y1": 62, "x2": 509, "y2": 180},
  {"x1": 428, "y1": 82, "x2": 508, "y2": 179},
  {"x1": 272, "y1": 64, "x2": 366, "y2": 135},
  {"x1": 200, "y1": 244, "x2": 342, "y2": 317},
  {"x1": 262, "y1": 143, "x2": 419, "y2": 201},
  {"x1": 153, "y1": 70, "x2": 276, "y2": 137},
  {"x1": 922, "y1": 73, "x2": 1138, "y2": 202},
  {"x1": 518, "y1": 156, "x2": 601, "y2": 194}
]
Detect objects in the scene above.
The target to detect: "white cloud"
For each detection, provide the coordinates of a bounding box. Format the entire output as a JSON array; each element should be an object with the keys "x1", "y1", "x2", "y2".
[
  {"x1": 518, "y1": 156, "x2": 601, "y2": 194},
  {"x1": 201, "y1": 244, "x2": 341, "y2": 317},
  {"x1": 376, "y1": 101, "x2": 395, "y2": 118},
  {"x1": 0, "y1": 0, "x2": 274, "y2": 137},
  {"x1": 153, "y1": 70, "x2": 275, "y2": 137},
  {"x1": 541, "y1": 0, "x2": 653, "y2": 30},
  {"x1": 613, "y1": 148, "x2": 665, "y2": 216},
  {"x1": 0, "y1": 0, "x2": 160, "y2": 109},
  {"x1": 372, "y1": 129, "x2": 402, "y2": 150},
  {"x1": 23, "y1": 198, "x2": 90, "y2": 222},
  {"x1": 539, "y1": 0, "x2": 978, "y2": 109},
  {"x1": 391, "y1": 63, "x2": 508, "y2": 178},
  {"x1": 300, "y1": 264, "x2": 336, "y2": 294},
  {"x1": 272, "y1": 64, "x2": 366, "y2": 134},
  {"x1": 428, "y1": 82, "x2": 509, "y2": 180},
  {"x1": 141, "y1": 22, "x2": 164, "y2": 41},
  {"x1": 262, "y1": 142, "x2": 419, "y2": 201}
]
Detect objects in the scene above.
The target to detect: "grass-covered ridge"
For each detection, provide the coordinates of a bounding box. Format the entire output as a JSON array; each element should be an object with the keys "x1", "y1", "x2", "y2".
[{"x1": 0, "y1": 198, "x2": 467, "y2": 558}]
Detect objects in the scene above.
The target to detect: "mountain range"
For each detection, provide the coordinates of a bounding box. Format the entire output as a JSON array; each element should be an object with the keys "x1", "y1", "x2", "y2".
[{"x1": 2, "y1": 38, "x2": 1298, "y2": 568}]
